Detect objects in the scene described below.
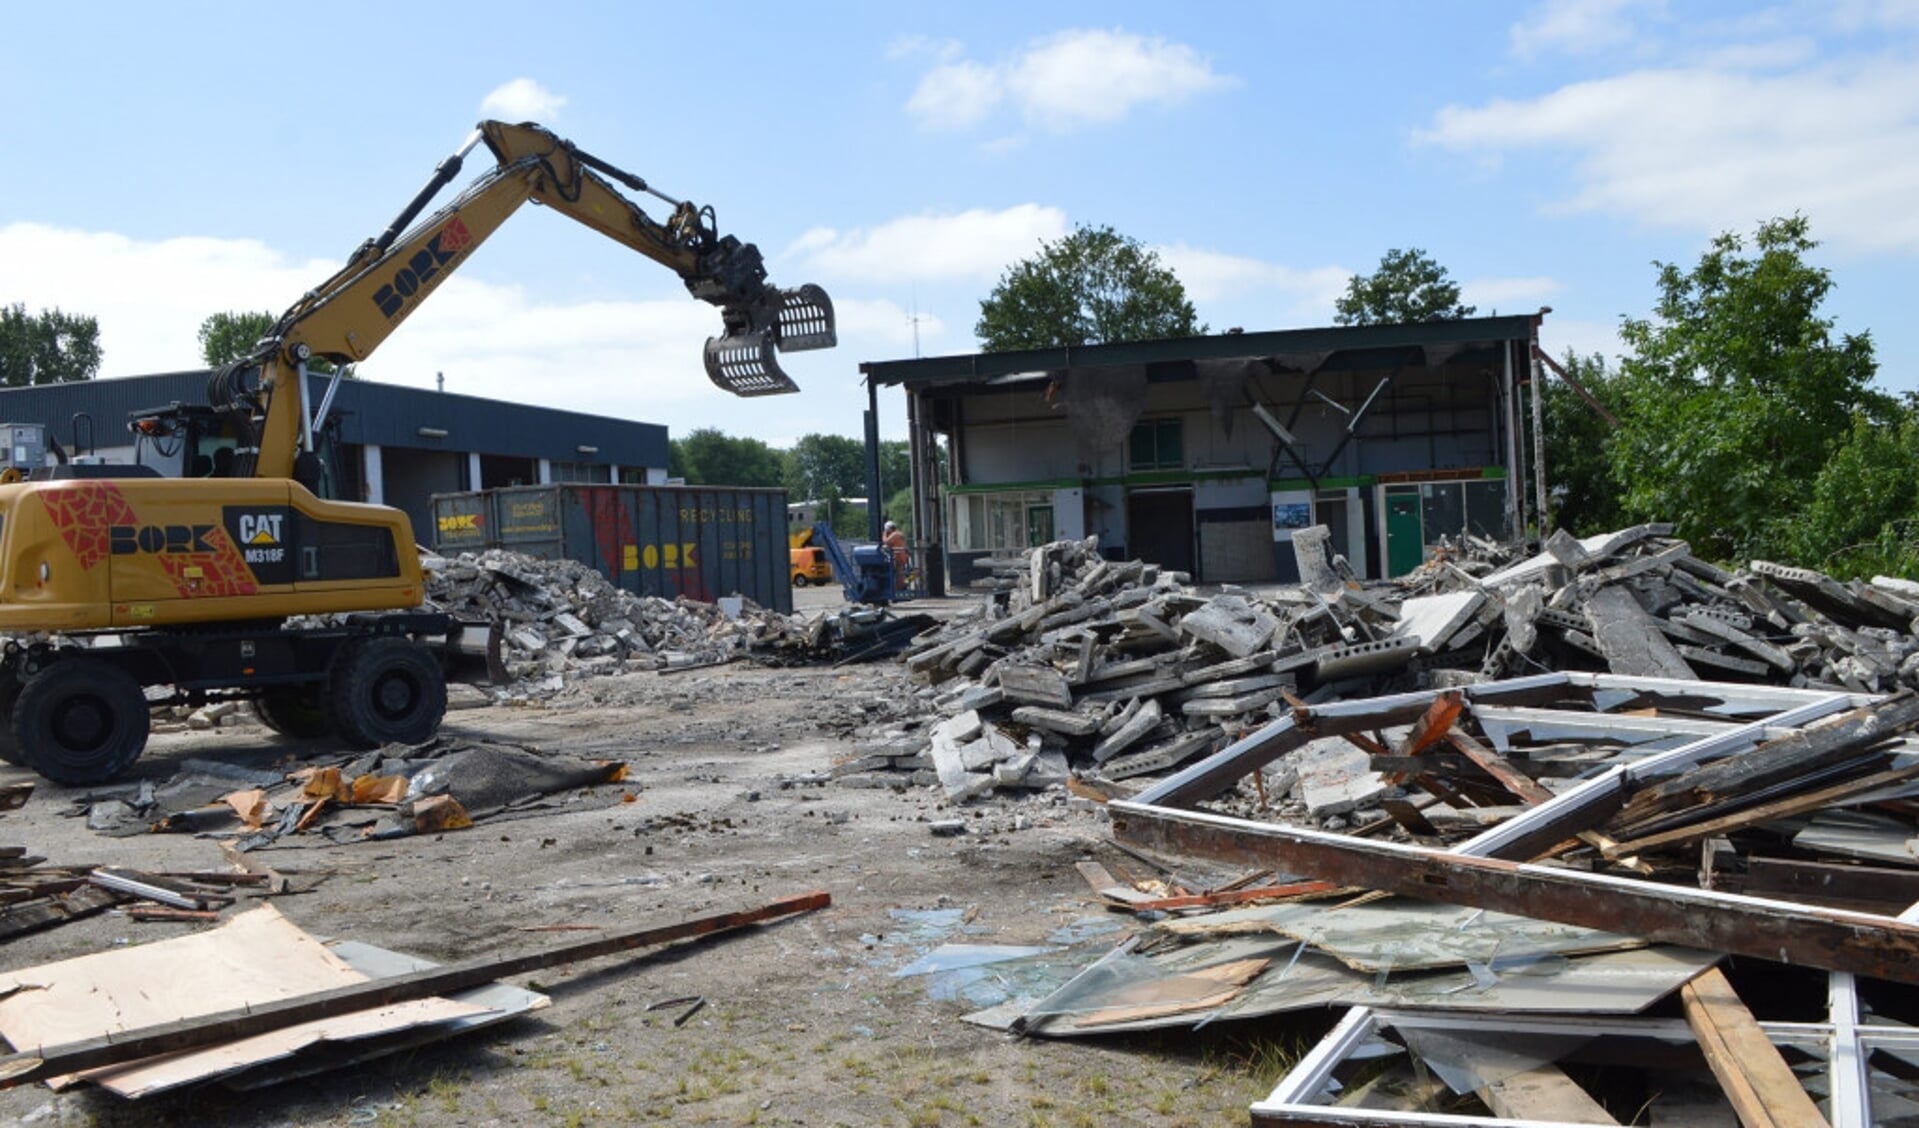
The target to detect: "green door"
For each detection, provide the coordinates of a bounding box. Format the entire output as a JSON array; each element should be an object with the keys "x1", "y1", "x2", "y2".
[
  {"x1": 1385, "y1": 490, "x2": 1423, "y2": 577},
  {"x1": 1026, "y1": 505, "x2": 1055, "y2": 546}
]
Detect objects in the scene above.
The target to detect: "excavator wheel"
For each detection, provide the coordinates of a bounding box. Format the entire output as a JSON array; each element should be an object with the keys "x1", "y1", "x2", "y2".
[
  {"x1": 0, "y1": 677, "x2": 25, "y2": 768},
  {"x1": 254, "y1": 686, "x2": 333, "y2": 740},
  {"x1": 328, "y1": 637, "x2": 447, "y2": 750},
  {"x1": 11, "y1": 659, "x2": 149, "y2": 786}
]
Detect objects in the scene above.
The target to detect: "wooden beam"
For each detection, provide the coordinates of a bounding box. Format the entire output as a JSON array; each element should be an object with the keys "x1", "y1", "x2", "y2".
[
  {"x1": 1680, "y1": 967, "x2": 1830, "y2": 1128},
  {"x1": 0, "y1": 890, "x2": 829, "y2": 1089},
  {"x1": 1478, "y1": 1063, "x2": 1621, "y2": 1124},
  {"x1": 1108, "y1": 801, "x2": 1919, "y2": 984}
]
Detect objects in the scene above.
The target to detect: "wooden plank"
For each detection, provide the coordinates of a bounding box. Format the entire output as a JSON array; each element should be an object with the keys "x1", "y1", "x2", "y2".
[
  {"x1": 1478, "y1": 1063, "x2": 1620, "y2": 1124},
  {"x1": 0, "y1": 891, "x2": 828, "y2": 1089},
  {"x1": 1679, "y1": 967, "x2": 1830, "y2": 1128},
  {"x1": 1446, "y1": 730, "x2": 1555, "y2": 804},
  {"x1": 1126, "y1": 880, "x2": 1340, "y2": 912},
  {"x1": 1613, "y1": 692, "x2": 1919, "y2": 831},
  {"x1": 1073, "y1": 861, "x2": 1151, "y2": 906},
  {"x1": 1605, "y1": 759, "x2": 1919, "y2": 859}
]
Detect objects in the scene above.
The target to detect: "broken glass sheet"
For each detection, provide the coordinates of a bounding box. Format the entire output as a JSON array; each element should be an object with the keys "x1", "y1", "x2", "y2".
[
  {"x1": 1390, "y1": 1021, "x2": 1596, "y2": 1096},
  {"x1": 1229, "y1": 899, "x2": 1645, "y2": 973},
  {"x1": 893, "y1": 944, "x2": 1055, "y2": 978},
  {"x1": 1015, "y1": 936, "x2": 1297, "y2": 1036}
]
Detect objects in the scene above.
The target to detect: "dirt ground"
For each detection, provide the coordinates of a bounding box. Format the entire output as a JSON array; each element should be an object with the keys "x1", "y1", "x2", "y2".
[{"x1": 0, "y1": 591, "x2": 1320, "y2": 1127}]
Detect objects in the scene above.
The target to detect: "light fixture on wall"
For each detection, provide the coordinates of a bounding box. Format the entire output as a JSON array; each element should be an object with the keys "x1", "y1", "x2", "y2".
[
  {"x1": 417, "y1": 426, "x2": 448, "y2": 439},
  {"x1": 576, "y1": 444, "x2": 599, "y2": 455}
]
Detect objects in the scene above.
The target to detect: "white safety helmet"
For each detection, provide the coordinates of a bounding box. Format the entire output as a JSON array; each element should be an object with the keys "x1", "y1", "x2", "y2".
[{"x1": 884, "y1": 521, "x2": 898, "y2": 531}]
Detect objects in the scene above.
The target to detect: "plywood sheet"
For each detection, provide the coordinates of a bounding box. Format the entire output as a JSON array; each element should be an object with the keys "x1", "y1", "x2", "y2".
[{"x1": 0, "y1": 905, "x2": 491, "y2": 1095}]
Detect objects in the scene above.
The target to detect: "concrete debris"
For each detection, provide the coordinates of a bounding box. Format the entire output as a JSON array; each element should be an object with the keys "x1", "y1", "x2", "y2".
[
  {"x1": 868, "y1": 525, "x2": 1919, "y2": 807},
  {"x1": 419, "y1": 548, "x2": 923, "y2": 699}
]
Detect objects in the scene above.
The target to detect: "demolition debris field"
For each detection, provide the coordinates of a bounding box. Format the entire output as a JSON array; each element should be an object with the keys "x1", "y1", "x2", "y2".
[
  {"x1": 12, "y1": 528, "x2": 1919, "y2": 1126},
  {"x1": 0, "y1": 621, "x2": 1303, "y2": 1128}
]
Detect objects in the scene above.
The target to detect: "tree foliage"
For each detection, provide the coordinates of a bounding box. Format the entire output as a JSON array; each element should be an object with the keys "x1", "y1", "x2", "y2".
[
  {"x1": 0, "y1": 303, "x2": 101, "y2": 386},
  {"x1": 1333, "y1": 248, "x2": 1475, "y2": 326},
  {"x1": 1785, "y1": 405, "x2": 1919, "y2": 577},
  {"x1": 784, "y1": 433, "x2": 867, "y2": 501},
  {"x1": 669, "y1": 427, "x2": 786, "y2": 488},
  {"x1": 1540, "y1": 351, "x2": 1625, "y2": 535},
  {"x1": 198, "y1": 311, "x2": 277, "y2": 367},
  {"x1": 1607, "y1": 216, "x2": 1888, "y2": 562},
  {"x1": 199, "y1": 310, "x2": 351, "y2": 376},
  {"x1": 976, "y1": 224, "x2": 1201, "y2": 351}
]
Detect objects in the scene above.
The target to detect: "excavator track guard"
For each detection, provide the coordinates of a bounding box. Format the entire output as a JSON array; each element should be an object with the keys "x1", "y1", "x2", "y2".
[{"x1": 703, "y1": 284, "x2": 837, "y2": 397}]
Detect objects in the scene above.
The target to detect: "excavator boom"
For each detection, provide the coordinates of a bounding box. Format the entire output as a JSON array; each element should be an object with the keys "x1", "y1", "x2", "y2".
[{"x1": 234, "y1": 120, "x2": 834, "y2": 480}]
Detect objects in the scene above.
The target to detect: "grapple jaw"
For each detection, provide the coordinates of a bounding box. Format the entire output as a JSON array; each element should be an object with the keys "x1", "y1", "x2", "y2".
[{"x1": 703, "y1": 284, "x2": 836, "y2": 397}]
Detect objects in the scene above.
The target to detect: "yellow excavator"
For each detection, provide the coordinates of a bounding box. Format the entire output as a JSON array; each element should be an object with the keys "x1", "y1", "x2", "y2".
[{"x1": 0, "y1": 120, "x2": 835, "y2": 784}]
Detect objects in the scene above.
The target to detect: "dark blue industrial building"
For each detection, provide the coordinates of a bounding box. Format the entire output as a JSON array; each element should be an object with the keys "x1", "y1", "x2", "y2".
[{"x1": 0, "y1": 370, "x2": 670, "y2": 547}]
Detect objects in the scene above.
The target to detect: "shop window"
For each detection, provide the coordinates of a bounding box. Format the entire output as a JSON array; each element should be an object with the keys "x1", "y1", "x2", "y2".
[
  {"x1": 1129, "y1": 419, "x2": 1184, "y2": 471},
  {"x1": 949, "y1": 491, "x2": 1055, "y2": 552}
]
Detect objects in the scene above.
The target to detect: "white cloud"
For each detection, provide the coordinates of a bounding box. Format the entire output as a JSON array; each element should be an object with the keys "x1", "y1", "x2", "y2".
[
  {"x1": 906, "y1": 61, "x2": 1002, "y2": 130},
  {"x1": 907, "y1": 29, "x2": 1233, "y2": 133},
  {"x1": 786, "y1": 206, "x2": 1069, "y2": 283},
  {"x1": 480, "y1": 78, "x2": 566, "y2": 121},
  {"x1": 1511, "y1": 0, "x2": 1651, "y2": 58},
  {"x1": 0, "y1": 223, "x2": 331, "y2": 374},
  {"x1": 1418, "y1": 59, "x2": 1919, "y2": 253},
  {"x1": 1152, "y1": 243, "x2": 1349, "y2": 319}
]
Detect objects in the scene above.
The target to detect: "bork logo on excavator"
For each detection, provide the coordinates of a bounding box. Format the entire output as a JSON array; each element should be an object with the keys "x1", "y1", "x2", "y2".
[
  {"x1": 110, "y1": 524, "x2": 216, "y2": 555},
  {"x1": 372, "y1": 217, "x2": 474, "y2": 319}
]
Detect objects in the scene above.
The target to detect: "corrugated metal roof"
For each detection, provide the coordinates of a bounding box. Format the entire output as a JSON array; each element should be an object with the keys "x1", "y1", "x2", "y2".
[{"x1": 858, "y1": 314, "x2": 1544, "y2": 388}]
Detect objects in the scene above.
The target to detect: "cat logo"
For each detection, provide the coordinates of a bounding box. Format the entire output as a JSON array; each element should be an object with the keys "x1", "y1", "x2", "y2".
[{"x1": 237, "y1": 513, "x2": 286, "y2": 565}]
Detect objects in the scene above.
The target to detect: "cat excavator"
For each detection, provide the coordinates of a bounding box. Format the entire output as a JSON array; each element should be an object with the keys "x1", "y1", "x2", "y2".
[{"x1": 0, "y1": 120, "x2": 835, "y2": 785}]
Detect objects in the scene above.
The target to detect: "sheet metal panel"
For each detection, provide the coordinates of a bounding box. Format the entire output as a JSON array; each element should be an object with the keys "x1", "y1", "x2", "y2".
[{"x1": 430, "y1": 484, "x2": 790, "y2": 612}]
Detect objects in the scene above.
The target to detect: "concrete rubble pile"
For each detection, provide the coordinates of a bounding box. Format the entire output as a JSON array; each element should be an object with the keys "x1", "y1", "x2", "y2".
[
  {"x1": 874, "y1": 524, "x2": 1919, "y2": 805},
  {"x1": 1413, "y1": 522, "x2": 1919, "y2": 694},
  {"x1": 420, "y1": 548, "x2": 807, "y2": 694}
]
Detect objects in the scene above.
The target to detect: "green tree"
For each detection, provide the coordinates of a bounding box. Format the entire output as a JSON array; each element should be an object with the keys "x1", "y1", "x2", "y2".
[
  {"x1": 0, "y1": 303, "x2": 101, "y2": 386},
  {"x1": 784, "y1": 433, "x2": 867, "y2": 502},
  {"x1": 976, "y1": 224, "x2": 1201, "y2": 351},
  {"x1": 1333, "y1": 248, "x2": 1475, "y2": 326},
  {"x1": 197, "y1": 310, "x2": 277, "y2": 366},
  {"x1": 1607, "y1": 216, "x2": 1888, "y2": 562},
  {"x1": 669, "y1": 427, "x2": 786, "y2": 487},
  {"x1": 1540, "y1": 350, "x2": 1624, "y2": 535},
  {"x1": 199, "y1": 310, "x2": 352, "y2": 376},
  {"x1": 1783, "y1": 405, "x2": 1919, "y2": 578}
]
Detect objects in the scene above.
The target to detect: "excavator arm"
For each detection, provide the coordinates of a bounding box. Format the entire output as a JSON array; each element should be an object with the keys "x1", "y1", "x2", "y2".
[{"x1": 221, "y1": 121, "x2": 834, "y2": 481}]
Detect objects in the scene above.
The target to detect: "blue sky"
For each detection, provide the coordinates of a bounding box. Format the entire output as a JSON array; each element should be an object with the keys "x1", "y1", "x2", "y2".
[{"x1": 3, "y1": 1, "x2": 1916, "y2": 446}]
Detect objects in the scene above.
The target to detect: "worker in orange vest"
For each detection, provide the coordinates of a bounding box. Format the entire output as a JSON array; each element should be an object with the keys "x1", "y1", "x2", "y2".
[{"x1": 882, "y1": 520, "x2": 908, "y2": 589}]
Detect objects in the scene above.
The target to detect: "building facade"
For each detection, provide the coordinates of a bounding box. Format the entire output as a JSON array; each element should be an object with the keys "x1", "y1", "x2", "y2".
[{"x1": 860, "y1": 315, "x2": 1549, "y2": 593}]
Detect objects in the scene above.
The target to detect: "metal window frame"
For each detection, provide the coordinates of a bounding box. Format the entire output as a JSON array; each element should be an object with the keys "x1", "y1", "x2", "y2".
[{"x1": 1107, "y1": 672, "x2": 1907, "y2": 1127}]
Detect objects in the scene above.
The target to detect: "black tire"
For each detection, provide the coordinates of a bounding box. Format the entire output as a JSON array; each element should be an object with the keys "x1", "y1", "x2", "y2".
[
  {"x1": 254, "y1": 685, "x2": 333, "y2": 739},
  {"x1": 12, "y1": 659, "x2": 149, "y2": 786},
  {"x1": 792, "y1": 574, "x2": 808, "y2": 588},
  {"x1": 328, "y1": 638, "x2": 447, "y2": 750},
  {"x1": 0, "y1": 677, "x2": 25, "y2": 768}
]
